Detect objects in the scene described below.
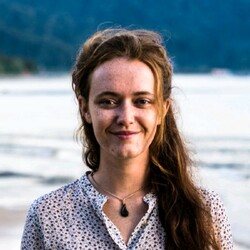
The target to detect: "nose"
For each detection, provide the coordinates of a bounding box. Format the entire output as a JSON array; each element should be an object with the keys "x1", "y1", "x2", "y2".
[{"x1": 116, "y1": 101, "x2": 135, "y2": 127}]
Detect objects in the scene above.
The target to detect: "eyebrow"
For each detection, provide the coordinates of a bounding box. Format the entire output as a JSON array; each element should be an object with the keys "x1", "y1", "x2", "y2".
[{"x1": 95, "y1": 91, "x2": 155, "y2": 99}]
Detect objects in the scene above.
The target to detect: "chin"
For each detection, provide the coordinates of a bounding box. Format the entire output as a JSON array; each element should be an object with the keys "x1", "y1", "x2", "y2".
[{"x1": 112, "y1": 149, "x2": 144, "y2": 160}]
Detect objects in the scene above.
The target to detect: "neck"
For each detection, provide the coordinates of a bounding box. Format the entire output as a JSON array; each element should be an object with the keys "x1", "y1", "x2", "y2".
[{"x1": 92, "y1": 155, "x2": 150, "y2": 196}]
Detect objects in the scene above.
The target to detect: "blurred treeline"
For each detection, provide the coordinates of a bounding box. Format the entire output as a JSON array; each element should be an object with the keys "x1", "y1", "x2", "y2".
[
  {"x1": 0, "y1": 54, "x2": 37, "y2": 74},
  {"x1": 0, "y1": 0, "x2": 249, "y2": 74}
]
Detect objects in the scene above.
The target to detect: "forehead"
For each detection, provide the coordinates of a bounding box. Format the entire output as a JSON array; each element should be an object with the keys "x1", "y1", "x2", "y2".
[{"x1": 89, "y1": 57, "x2": 155, "y2": 94}]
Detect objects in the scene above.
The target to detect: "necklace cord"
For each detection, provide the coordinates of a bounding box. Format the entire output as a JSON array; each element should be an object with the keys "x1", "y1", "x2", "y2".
[
  {"x1": 91, "y1": 172, "x2": 145, "y2": 203},
  {"x1": 91, "y1": 172, "x2": 148, "y2": 217}
]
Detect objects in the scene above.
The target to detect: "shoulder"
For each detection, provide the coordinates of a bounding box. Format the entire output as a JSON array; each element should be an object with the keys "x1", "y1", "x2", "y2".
[
  {"x1": 198, "y1": 188, "x2": 229, "y2": 224},
  {"x1": 29, "y1": 176, "x2": 86, "y2": 215},
  {"x1": 199, "y1": 188, "x2": 225, "y2": 211},
  {"x1": 199, "y1": 188, "x2": 233, "y2": 249}
]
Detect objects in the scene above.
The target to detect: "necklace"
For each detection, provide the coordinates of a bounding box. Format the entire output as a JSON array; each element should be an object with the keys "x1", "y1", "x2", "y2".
[{"x1": 91, "y1": 172, "x2": 145, "y2": 217}]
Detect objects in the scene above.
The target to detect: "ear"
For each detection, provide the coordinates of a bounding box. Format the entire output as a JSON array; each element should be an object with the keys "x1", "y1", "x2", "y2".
[
  {"x1": 163, "y1": 99, "x2": 171, "y2": 116},
  {"x1": 78, "y1": 95, "x2": 92, "y2": 123},
  {"x1": 158, "y1": 99, "x2": 171, "y2": 125}
]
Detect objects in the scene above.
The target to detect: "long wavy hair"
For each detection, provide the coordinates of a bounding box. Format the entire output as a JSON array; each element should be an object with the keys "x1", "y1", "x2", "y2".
[{"x1": 72, "y1": 28, "x2": 220, "y2": 250}]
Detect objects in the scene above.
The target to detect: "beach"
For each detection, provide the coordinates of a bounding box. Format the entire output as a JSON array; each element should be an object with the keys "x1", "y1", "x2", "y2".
[
  {"x1": 0, "y1": 74, "x2": 250, "y2": 249},
  {"x1": 0, "y1": 207, "x2": 26, "y2": 249}
]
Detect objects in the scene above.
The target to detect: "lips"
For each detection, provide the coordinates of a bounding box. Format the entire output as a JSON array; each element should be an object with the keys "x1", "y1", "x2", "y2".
[
  {"x1": 110, "y1": 130, "x2": 140, "y2": 139},
  {"x1": 112, "y1": 131, "x2": 138, "y2": 135}
]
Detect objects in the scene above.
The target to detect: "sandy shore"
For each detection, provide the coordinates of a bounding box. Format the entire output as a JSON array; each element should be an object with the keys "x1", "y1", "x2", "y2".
[
  {"x1": 0, "y1": 207, "x2": 27, "y2": 250},
  {"x1": 0, "y1": 207, "x2": 27, "y2": 227},
  {"x1": 0, "y1": 206, "x2": 248, "y2": 250}
]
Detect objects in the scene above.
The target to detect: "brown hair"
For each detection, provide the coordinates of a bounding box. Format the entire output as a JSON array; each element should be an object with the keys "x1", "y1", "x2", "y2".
[{"x1": 72, "y1": 28, "x2": 220, "y2": 249}]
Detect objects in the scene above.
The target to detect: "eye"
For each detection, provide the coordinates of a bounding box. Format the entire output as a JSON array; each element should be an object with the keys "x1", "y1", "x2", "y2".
[
  {"x1": 98, "y1": 99, "x2": 118, "y2": 108},
  {"x1": 135, "y1": 98, "x2": 152, "y2": 107}
]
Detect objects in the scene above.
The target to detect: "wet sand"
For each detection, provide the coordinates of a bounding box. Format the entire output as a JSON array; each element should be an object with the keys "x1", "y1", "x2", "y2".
[
  {"x1": 0, "y1": 207, "x2": 27, "y2": 250},
  {"x1": 0, "y1": 207, "x2": 27, "y2": 227}
]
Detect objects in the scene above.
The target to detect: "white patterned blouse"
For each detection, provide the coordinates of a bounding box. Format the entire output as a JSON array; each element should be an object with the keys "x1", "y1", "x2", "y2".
[{"x1": 21, "y1": 172, "x2": 233, "y2": 249}]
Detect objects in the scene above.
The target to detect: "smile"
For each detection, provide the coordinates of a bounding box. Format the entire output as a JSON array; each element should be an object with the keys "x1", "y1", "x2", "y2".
[{"x1": 110, "y1": 131, "x2": 140, "y2": 139}]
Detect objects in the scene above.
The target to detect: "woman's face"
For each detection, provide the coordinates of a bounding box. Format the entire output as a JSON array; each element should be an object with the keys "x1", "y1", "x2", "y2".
[{"x1": 80, "y1": 57, "x2": 169, "y2": 162}]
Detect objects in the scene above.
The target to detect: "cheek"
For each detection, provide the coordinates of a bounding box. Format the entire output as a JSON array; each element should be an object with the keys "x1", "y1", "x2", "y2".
[
  {"x1": 90, "y1": 110, "x2": 112, "y2": 131},
  {"x1": 145, "y1": 110, "x2": 160, "y2": 125},
  {"x1": 140, "y1": 111, "x2": 160, "y2": 137}
]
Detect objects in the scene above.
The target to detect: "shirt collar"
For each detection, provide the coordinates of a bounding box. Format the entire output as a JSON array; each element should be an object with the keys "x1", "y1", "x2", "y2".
[{"x1": 79, "y1": 171, "x2": 157, "y2": 216}]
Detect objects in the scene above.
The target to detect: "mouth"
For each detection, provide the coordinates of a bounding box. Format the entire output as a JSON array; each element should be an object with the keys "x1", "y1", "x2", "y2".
[{"x1": 110, "y1": 131, "x2": 140, "y2": 139}]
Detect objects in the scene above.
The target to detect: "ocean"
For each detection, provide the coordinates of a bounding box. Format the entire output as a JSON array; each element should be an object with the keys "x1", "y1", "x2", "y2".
[{"x1": 0, "y1": 74, "x2": 249, "y2": 249}]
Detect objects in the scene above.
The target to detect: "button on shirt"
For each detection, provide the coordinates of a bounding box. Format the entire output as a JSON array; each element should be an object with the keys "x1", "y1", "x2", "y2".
[{"x1": 21, "y1": 173, "x2": 233, "y2": 249}]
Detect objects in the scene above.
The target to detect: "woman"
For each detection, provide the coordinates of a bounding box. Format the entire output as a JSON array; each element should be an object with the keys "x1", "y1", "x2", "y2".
[{"x1": 21, "y1": 28, "x2": 233, "y2": 249}]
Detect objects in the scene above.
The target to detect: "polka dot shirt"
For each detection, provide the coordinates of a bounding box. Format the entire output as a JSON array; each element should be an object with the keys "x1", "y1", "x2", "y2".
[{"x1": 21, "y1": 173, "x2": 233, "y2": 249}]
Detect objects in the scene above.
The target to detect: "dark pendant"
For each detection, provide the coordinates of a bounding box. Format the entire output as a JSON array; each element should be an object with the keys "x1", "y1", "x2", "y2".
[{"x1": 120, "y1": 203, "x2": 129, "y2": 217}]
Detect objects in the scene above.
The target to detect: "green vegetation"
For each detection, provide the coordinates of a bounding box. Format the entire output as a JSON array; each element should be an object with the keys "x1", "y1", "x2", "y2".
[
  {"x1": 0, "y1": 54, "x2": 37, "y2": 74},
  {"x1": 0, "y1": 0, "x2": 249, "y2": 73}
]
